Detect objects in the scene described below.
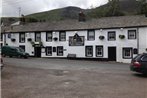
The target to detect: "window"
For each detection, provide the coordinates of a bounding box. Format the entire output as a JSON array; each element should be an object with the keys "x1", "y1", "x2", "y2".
[
  {"x1": 69, "y1": 34, "x2": 84, "y2": 46},
  {"x1": 85, "y1": 46, "x2": 93, "y2": 57},
  {"x1": 46, "y1": 46, "x2": 52, "y2": 56},
  {"x1": 19, "y1": 33, "x2": 25, "y2": 43},
  {"x1": 59, "y1": 31, "x2": 66, "y2": 41},
  {"x1": 96, "y1": 46, "x2": 103, "y2": 57},
  {"x1": 35, "y1": 32, "x2": 41, "y2": 42},
  {"x1": 108, "y1": 31, "x2": 116, "y2": 41},
  {"x1": 19, "y1": 45, "x2": 25, "y2": 52},
  {"x1": 87, "y1": 30, "x2": 95, "y2": 41},
  {"x1": 128, "y1": 30, "x2": 136, "y2": 39},
  {"x1": 123, "y1": 48, "x2": 133, "y2": 59},
  {"x1": 46, "y1": 32, "x2": 52, "y2": 42},
  {"x1": 57, "y1": 46, "x2": 63, "y2": 56},
  {"x1": 142, "y1": 55, "x2": 147, "y2": 61}
]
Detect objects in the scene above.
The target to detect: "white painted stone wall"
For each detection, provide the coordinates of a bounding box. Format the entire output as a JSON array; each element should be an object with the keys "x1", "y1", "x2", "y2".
[{"x1": 3, "y1": 27, "x2": 146, "y2": 63}]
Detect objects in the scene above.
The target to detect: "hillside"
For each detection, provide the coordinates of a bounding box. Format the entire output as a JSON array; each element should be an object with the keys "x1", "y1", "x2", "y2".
[{"x1": 1, "y1": 0, "x2": 145, "y2": 25}]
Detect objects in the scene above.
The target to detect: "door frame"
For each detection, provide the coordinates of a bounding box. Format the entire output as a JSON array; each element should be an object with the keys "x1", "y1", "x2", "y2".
[{"x1": 108, "y1": 47, "x2": 116, "y2": 61}]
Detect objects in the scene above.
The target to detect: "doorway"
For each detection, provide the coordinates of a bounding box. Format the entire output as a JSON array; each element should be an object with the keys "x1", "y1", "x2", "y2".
[
  {"x1": 108, "y1": 47, "x2": 116, "y2": 61},
  {"x1": 34, "y1": 47, "x2": 41, "y2": 57}
]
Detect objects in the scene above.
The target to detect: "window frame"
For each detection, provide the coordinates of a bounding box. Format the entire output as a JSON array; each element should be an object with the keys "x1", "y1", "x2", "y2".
[
  {"x1": 122, "y1": 47, "x2": 133, "y2": 59},
  {"x1": 87, "y1": 30, "x2": 95, "y2": 41},
  {"x1": 35, "y1": 32, "x2": 41, "y2": 42},
  {"x1": 128, "y1": 30, "x2": 136, "y2": 39},
  {"x1": 96, "y1": 46, "x2": 103, "y2": 57},
  {"x1": 46, "y1": 31, "x2": 52, "y2": 42},
  {"x1": 85, "y1": 46, "x2": 93, "y2": 57},
  {"x1": 19, "y1": 33, "x2": 25, "y2": 43},
  {"x1": 57, "y1": 46, "x2": 64, "y2": 56},
  {"x1": 108, "y1": 31, "x2": 116, "y2": 41},
  {"x1": 45, "y1": 46, "x2": 52, "y2": 56},
  {"x1": 59, "y1": 31, "x2": 66, "y2": 41}
]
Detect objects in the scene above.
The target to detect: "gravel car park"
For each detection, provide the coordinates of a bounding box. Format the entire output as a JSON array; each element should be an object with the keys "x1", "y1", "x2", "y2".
[{"x1": 1, "y1": 57, "x2": 147, "y2": 98}]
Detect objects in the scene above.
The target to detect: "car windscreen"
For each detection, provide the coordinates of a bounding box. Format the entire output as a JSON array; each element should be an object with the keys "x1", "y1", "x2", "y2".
[
  {"x1": 133, "y1": 54, "x2": 142, "y2": 60},
  {"x1": 16, "y1": 47, "x2": 24, "y2": 52}
]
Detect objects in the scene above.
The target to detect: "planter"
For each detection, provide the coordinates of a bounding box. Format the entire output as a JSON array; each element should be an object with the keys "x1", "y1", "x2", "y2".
[
  {"x1": 53, "y1": 37, "x2": 58, "y2": 41},
  {"x1": 119, "y1": 35, "x2": 125, "y2": 39},
  {"x1": 11, "y1": 38, "x2": 16, "y2": 42},
  {"x1": 27, "y1": 38, "x2": 32, "y2": 41},
  {"x1": 99, "y1": 36, "x2": 105, "y2": 40}
]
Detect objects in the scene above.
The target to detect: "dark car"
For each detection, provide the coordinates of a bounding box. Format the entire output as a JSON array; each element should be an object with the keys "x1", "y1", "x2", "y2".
[
  {"x1": 2, "y1": 46, "x2": 29, "y2": 58},
  {"x1": 130, "y1": 53, "x2": 147, "y2": 75}
]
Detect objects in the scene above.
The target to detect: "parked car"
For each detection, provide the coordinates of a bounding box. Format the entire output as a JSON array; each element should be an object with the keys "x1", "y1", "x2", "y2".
[
  {"x1": 2, "y1": 46, "x2": 29, "y2": 58},
  {"x1": 0, "y1": 49, "x2": 4, "y2": 69},
  {"x1": 130, "y1": 53, "x2": 147, "y2": 75}
]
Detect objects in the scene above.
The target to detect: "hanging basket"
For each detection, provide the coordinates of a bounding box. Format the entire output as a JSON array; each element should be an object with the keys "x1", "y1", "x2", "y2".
[
  {"x1": 53, "y1": 37, "x2": 58, "y2": 41},
  {"x1": 27, "y1": 38, "x2": 32, "y2": 41},
  {"x1": 99, "y1": 36, "x2": 105, "y2": 40},
  {"x1": 119, "y1": 35, "x2": 125, "y2": 39},
  {"x1": 11, "y1": 38, "x2": 16, "y2": 42}
]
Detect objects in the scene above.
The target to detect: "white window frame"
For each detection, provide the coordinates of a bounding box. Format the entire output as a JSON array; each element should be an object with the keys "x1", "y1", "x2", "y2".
[
  {"x1": 96, "y1": 46, "x2": 103, "y2": 57},
  {"x1": 123, "y1": 48, "x2": 133, "y2": 59},
  {"x1": 128, "y1": 30, "x2": 136, "y2": 39},
  {"x1": 59, "y1": 31, "x2": 66, "y2": 41},
  {"x1": 86, "y1": 46, "x2": 93, "y2": 57},
  {"x1": 46, "y1": 32, "x2": 52, "y2": 42},
  {"x1": 46, "y1": 47, "x2": 52, "y2": 56},
  {"x1": 87, "y1": 30, "x2": 95, "y2": 41},
  {"x1": 108, "y1": 31, "x2": 116, "y2": 41},
  {"x1": 19, "y1": 33, "x2": 25, "y2": 43}
]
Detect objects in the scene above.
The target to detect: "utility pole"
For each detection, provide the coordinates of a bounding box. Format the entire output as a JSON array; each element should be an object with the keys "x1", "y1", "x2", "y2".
[{"x1": 18, "y1": 7, "x2": 21, "y2": 17}]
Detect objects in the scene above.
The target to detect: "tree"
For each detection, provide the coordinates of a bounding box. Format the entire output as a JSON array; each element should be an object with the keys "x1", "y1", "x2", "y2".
[
  {"x1": 106, "y1": 0, "x2": 124, "y2": 16},
  {"x1": 139, "y1": 0, "x2": 147, "y2": 16}
]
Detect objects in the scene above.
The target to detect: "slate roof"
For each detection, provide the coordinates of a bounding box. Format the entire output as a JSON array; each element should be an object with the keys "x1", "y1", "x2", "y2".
[{"x1": 2, "y1": 15, "x2": 147, "y2": 33}]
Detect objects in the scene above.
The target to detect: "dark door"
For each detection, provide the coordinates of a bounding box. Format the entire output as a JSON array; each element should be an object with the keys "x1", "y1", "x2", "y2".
[
  {"x1": 108, "y1": 47, "x2": 116, "y2": 61},
  {"x1": 34, "y1": 47, "x2": 41, "y2": 57}
]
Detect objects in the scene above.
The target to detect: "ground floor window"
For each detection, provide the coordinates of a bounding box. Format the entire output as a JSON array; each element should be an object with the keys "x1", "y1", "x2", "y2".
[
  {"x1": 57, "y1": 46, "x2": 63, "y2": 56},
  {"x1": 96, "y1": 46, "x2": 103, "y2": 57},
  {"x1": 19, "y1": 45, "x2": 25, "y2": 52},
  {"x1": 123, "y1": 48, "x2": 133, "y2": 59},
  {"x1": 85, "y1": 46, "x2": 93, "y2": 57},
  {"x1": 46, "y1": 46, "x2": 52, "y2": 56}
]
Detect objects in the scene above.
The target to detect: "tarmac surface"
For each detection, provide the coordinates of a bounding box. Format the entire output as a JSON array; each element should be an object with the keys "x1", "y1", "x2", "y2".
[{"x1": 1, "y1": 57, "x2": 147, "y2": 98}]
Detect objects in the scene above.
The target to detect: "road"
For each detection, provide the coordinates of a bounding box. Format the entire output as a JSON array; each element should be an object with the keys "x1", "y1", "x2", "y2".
[{"x1": 1, "y1": 57, "x2": 147, "y2": 98}]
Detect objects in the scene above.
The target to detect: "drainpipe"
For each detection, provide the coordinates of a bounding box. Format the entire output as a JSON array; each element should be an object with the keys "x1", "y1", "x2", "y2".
[{"x1": 137, "y1": 28, "x2": 139, "y2": 54}]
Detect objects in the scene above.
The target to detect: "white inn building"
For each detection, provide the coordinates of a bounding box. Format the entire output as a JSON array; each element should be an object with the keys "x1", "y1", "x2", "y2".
[{"x1": 1, "y1": 15, "x2": 147, "y2": 63}]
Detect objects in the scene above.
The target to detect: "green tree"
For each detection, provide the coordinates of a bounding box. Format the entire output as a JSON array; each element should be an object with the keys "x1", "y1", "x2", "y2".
[
  {"x1": 106, "y1": 0, "x2": 124, "y2": 16},
  {"x1": 139, "y1": 0, "x2": 147, "y2": 16}
]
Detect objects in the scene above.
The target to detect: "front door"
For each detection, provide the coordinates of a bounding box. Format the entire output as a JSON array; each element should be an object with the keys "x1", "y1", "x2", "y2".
[
  {"x1": 108, "y1": 47, "x2": 116, "y2": 61},
  {"x1": 34, "y1": 47, "x2": 41, "y2": 57}
]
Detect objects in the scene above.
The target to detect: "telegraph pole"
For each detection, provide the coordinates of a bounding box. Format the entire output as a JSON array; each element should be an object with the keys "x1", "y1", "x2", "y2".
[{"x1": 18, "y1": 7, "x2": 21, "y2": 17}]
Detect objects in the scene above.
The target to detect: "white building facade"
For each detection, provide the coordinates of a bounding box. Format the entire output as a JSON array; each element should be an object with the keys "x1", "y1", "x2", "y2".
[{"x1": 1, "y1": 15, "x2": 147, "y2": 63}]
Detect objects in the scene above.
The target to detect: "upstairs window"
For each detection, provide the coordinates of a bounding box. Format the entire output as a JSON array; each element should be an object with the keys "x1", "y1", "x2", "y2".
[
  {"x1": 87, "y1": 30, "x2": 95, "y2": 41},
  {"x1": 59, "y1": 31, "x2": 66, "y2": 41},
  {"x1": 35, "y1": 32, "x2": 41, "y2": 42},
  {"x1": 46, "y1": 32, "x2": 52, "y2": 42},
  {"x1": 108, "y1": 31, "x2": 116, "y2": 41},
  {"x1": 128, "y1": 30, "x2": 136, "y2": 39},
  {"x1": 19, "y1": 33, "x2": 25, "y2": 43}
]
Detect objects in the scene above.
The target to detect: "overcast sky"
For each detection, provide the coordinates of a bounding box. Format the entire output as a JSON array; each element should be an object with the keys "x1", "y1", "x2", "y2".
[{"x1": 1, "y1": 0, "x2": 108, "y2": 17}]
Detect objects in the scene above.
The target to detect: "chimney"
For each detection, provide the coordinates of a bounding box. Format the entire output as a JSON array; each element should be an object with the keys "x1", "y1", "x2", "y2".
[{"x1": 78, "y1": 11, "x2": 86, "y2": 22}]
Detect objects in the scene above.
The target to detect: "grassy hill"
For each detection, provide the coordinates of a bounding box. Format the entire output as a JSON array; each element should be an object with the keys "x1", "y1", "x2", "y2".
[{"x1": 1, "y1": 0, "x2": 145, "y2": 25}]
